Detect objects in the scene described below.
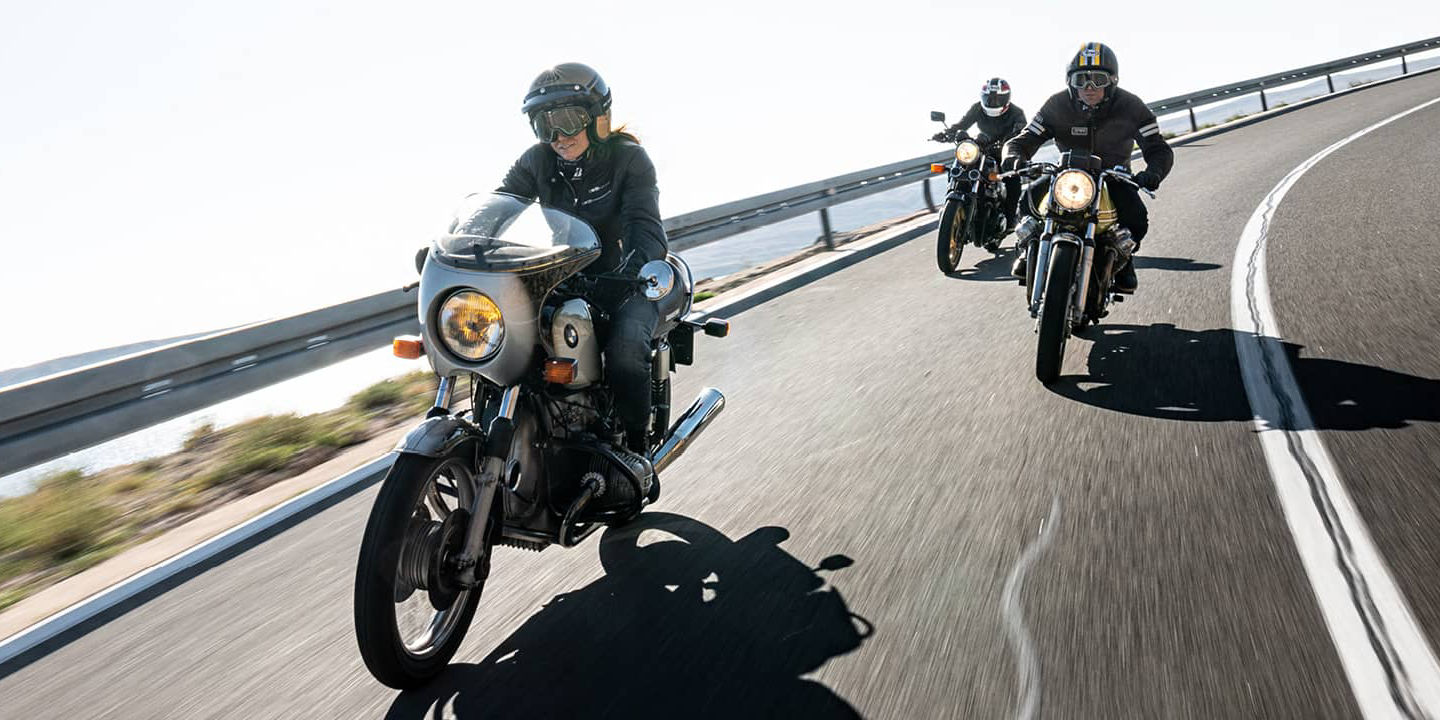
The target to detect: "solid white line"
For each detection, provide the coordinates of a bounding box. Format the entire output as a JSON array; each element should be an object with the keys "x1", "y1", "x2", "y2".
[
  {"x1": 1230, "y1": 95, "x2": 1440, "y2": 720},
  {"x1": 0, "y1": 454, "x2": 395, "y2": 669},
  {"x1": 1000, "y1": 496, "x2": 1060, "y2": 720}
]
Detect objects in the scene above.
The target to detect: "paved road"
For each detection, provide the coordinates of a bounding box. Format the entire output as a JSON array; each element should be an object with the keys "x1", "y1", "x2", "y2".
[{"x1": 3, "y1": 71, "x2": 1439, "y2": 719}]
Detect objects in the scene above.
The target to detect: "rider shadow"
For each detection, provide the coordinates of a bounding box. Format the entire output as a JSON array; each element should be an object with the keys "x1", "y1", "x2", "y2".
[
  {"x1": 384, "y1": 513, "x2": 872, "y2": 719},
  {"x1": 949, "y1": 249, "x2": 1018, "y2": 282},
  {"x1": 1051, "y1": 323, "x2": 1440, "y2": 431},
  {"x1": 1131, "y1": 256, "x2": 1221, "y2": 273}
]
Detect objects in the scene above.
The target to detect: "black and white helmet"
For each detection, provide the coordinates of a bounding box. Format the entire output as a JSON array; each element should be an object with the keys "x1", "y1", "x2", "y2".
[{"x1": 980, "y1": 78, "x2": 1011, "y2": 117}]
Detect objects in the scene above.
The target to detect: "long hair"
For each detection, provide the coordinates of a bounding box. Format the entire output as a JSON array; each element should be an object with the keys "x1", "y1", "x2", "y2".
[{"x1": 588, "y1": 112, "x2": 640, "y2": 144}]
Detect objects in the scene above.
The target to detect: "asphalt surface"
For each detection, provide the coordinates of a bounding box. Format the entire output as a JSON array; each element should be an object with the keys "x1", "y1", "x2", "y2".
[{"x1": 3, "y1": 71, "x2": 1440, "y2": 719}]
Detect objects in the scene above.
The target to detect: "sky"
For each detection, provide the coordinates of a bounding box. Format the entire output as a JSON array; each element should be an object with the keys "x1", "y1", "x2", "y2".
[{"x1": 1, "y1": 0, "x2": 1437, "y2": 371}]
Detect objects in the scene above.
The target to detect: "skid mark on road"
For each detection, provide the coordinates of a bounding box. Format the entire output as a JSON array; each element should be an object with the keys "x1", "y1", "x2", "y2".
[
  {"x1": 1231, "y1": 96, "x2": 1440, "y2": 719},
  {"x1": 1000, "y1": 496, "x2": 1060, "y2": 720}
]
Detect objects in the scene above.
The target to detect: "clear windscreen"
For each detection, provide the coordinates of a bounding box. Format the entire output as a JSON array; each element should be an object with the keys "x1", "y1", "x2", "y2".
[{"x1": 433, "y1": 193, "x2": 601, "y2": 272}]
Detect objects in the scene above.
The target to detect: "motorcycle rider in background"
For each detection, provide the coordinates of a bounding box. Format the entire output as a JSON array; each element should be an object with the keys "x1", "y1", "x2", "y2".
[
  {"x1": 496, "y1": 63, "x2": 666, "y2": 453},
  {"x1": 933, "y1": 78, "x2": 1027, "y2": 232},
  {"x1": 1002, "y1": 43, "x2": 1174, "y2": 292}
]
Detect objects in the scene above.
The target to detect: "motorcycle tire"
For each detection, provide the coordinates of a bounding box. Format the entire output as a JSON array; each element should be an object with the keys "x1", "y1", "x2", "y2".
[
  {"x1": 1036, "y1": 242, "x2": 1079, "y2": 384},
  {"x1": 354, "y1": 447, "x2": 494, "y2": 689},
  {"x1": 935, "y1": 199, "x2": 966, "y2": 275}
]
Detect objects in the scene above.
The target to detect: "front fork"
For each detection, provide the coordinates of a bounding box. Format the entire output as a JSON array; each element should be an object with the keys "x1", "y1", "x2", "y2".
[
  {"x1": 455, "y1": 384, "x2": 520, "y2": 587},
  {"x1": 1028, "y1": 221, "x2": 1096, "y2": 328}
]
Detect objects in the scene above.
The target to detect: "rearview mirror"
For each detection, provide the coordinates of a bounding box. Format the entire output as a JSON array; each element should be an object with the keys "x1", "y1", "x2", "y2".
[
  {"x1": 640, "y1": 259, "x2": 676, "y2": 301},
  {"x1": 414, "y1": 247, "x2": 428, "y2": 275},
  {"x1": 930, "y1": 111, "x2": 946, "y2": 123}
]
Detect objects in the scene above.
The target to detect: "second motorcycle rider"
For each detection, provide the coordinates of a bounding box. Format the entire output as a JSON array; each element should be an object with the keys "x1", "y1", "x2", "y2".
[
  {"x1": 496, "y1": 62, "x2": 665, "y2": 455},
  {"x1": 933, "y1": 77, "x2": 1027, "y2": 232},
  {"x1": 1003, "y1": 42, "x2": 1174, "y2": 292}
]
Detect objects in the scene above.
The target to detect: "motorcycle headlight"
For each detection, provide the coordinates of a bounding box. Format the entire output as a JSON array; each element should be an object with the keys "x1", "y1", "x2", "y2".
[
  {"x1": 1053, "y1": 170, "x2": 1096, "y2": 211},
  {"x1": 956, "y1": 140, "x2": 981, "y2": 166},
  {"x1": 438, "y1": 290, "x2": 504, "y2": 361}
]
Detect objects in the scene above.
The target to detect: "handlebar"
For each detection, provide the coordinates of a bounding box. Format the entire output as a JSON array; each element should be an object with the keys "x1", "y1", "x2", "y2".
[{"x1": 995, "y1": 162, "x2": 1156, "y2": 198}]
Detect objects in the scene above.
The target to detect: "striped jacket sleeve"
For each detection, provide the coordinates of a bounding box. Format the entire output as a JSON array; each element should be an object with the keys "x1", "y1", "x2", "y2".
[
  {"x1": 1132, "y1": 99, "x2": 1174, "y2": 180},
  {"x1": 1002, "y1": 100, "x2": 1054, "y2": 164}
]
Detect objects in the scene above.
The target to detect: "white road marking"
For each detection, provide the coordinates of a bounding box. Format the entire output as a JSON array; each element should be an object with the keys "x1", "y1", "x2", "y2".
[
  {"x1": 1230, "y1": 96, "x2": 1440, "y2": 720},
  {"x1": 1000, "y1": 496, "x2": 1060, "y2": 720}
]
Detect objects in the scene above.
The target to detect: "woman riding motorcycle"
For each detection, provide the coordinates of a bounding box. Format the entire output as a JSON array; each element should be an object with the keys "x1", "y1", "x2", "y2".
[
  {"x1": 1002, "y1": 42, "x2": 1174, "y2": 292},
  {"x1": 932, "y1": 77, "x2": 1027, "y2": 232},
  {"x1": 496, "y1": 62, "x2": 666, "y2": 453}
]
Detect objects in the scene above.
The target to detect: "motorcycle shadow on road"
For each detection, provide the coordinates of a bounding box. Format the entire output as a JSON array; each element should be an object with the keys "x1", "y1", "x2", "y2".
[
  {"x1": 948, "y1": 254, "x2": 1218, "y2": 283},
  {"x1": 1051, "y1": 323, "x2": 1440, "y2": 430},
  {"x1": 948, "y1": 249, "x2": 1016, "y2": 282},
  {"x1": 384, "y1": 513, "x2": 873, "y2": 719},
  {"x1": 1131, "y1": 256, "x2": 1221, "y2": 273}
]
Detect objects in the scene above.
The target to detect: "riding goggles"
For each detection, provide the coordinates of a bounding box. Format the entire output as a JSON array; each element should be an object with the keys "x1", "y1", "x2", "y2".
[
  {"x1": 530, "y1": 106, "x2": 592, "y2": 142},
  {"x1": 1068, "y1": 71, "x2": 1114, "y2": 90}
]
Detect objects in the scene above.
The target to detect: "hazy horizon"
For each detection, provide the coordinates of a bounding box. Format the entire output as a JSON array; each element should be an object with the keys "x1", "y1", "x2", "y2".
[{"x1": 3, "y1": 1, "x2": 1437, "y2": 373}]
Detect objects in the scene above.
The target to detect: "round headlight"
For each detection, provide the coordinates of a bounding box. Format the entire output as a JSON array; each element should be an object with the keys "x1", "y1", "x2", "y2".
[
  {"x1": 956, "y1": 141, "x2": 981, "y2": 166},
  {"x1": 438, "y1": 290, "x2": 504, "y2": 361},
  {"x1": 1053, "y1": 170, "x2": 1096, "y2": 211}
]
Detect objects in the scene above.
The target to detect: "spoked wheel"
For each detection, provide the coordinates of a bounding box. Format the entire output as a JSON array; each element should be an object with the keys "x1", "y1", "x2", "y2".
[
  {"x1": 354, "y1": 448, "x2": 495, "y2": 689},
  {"x1": 935, "y1": 199, "x2": 967, "y2": 274},
  {"x1": 1036, "y1": 242, "x2": 1079, "y2": 384}
]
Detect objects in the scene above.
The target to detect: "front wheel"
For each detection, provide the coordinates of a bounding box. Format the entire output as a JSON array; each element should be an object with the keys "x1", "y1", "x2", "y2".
[
  {"x1": 935, "y1": 199, "x2": 966, "y2": 274},
  {"x1": 354, "y1": 448, "x2": 495, "y2": 689},
  {"x1": 1036, "y1": 242, "x2": 1079, "y2": 384}
]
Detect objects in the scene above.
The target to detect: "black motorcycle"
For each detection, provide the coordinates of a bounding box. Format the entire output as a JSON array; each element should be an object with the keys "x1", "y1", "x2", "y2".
[
  {"x1": 999, "y1": 151, "x2": 1153, "y2": 384},
  {"x1": 929, "y1": 110, "x2": 1010, "y2": 274}
]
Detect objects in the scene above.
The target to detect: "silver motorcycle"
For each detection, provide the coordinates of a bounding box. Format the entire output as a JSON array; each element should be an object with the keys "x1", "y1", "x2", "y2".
[{"x1": 354, "y1": 192, "x2": 730, "y2": 688}]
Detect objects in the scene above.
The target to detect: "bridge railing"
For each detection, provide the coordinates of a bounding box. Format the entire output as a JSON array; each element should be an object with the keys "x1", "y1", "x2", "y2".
[
  {"x1": 3, "y1": 35, "x2": 1437, "y2": 478},
  {"x1": 1148, "y1": 36, "x2": 1440, "y2": 132}
]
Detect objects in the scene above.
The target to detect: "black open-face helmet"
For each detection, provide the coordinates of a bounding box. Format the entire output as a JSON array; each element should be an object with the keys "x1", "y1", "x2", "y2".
[
  {"x1": 521, "y1": 63, "x2": 613, "y2": 142},
  {"x1": 980, "y1": 78, "x2": 1011, "y2": 117},
  {"x1": 1066, "y1": 42, "x2": 1119, "y2": 108}
]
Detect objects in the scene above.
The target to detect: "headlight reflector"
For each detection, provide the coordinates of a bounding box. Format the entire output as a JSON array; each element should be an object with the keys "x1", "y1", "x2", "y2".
[
  {"x1": 956, "y1": 140, "x2": 981, "y2": 166},
  {"x1": 438, "y1": 290, "x2": 504, "y2": 361},
  {"x1": 1053, "y1": 170, "x2": 1096, "y2": 211}
]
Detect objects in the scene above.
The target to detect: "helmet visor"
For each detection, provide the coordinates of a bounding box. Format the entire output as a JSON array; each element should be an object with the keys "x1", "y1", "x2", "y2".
[
  {"x1": 530, "y1": 106, "x2": 592, "y2": 142},
  {"x1": 1068, "y1": 71, "x2": 1113, "y2": 90},
  {"x1": 981, "y1": 90, "x2": 1009, "y2": 108}
]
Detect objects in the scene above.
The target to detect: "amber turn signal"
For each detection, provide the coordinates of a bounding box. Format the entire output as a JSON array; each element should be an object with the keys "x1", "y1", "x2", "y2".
[
  {"x1": 988, "y1": 172, "x2": 1000, "y2": 182},
  {"x1": 393, "y1": 335, "x2": 424, "y2": 359},
  {"x1": 543, "y1": 358, "x2": 578, "y2": 384},
  {"x1": 702, "y1": 318, "x2": 730, "y2": 338},
  {"x1": 930, "y1": 164, "x2": 947, "y2": 174}
]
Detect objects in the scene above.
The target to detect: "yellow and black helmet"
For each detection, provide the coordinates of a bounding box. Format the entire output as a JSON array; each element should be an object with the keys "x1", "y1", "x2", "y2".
[{"x1": 1066, "y1": 42, "x2": 1119, "y2": 106}]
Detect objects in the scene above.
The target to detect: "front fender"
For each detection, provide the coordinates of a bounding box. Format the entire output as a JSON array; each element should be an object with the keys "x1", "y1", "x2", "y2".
[{"x1": 395, "y1": 414, "x2": 483, "y2": 458}]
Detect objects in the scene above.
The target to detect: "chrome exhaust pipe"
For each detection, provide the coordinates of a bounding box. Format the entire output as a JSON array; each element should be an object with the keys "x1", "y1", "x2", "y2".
[{"x1": 651, "y1": 387, "x2": 725, "y2": 473}]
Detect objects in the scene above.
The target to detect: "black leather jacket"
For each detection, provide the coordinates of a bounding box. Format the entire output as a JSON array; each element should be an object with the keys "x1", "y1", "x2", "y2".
[
  {"x1": 1002, "y1": 88, "x2": 1174, "y2": 183},
  {"x1": 496, "y1": 137, "x2": 667, "y2": 274},
  {"x1": 946, "y1": 102, "x2": 1027, "y2": 146}
]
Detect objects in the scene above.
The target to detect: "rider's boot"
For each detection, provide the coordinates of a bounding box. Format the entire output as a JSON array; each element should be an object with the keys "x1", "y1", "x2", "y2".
[
  {"x1": 1115, "y1": 258, "x2": 1138, "y2": 293},
  {"x1": 1011, "y1": 253, "x2": 1027, "y2": 280}
]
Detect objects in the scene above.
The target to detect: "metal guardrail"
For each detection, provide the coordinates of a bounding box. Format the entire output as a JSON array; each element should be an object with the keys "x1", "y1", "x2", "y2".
[
  {"x1": 1149, "y1": 36, "x2": 1440, "y2": 131},
  {"x1": 3, "y1": 35, "x2": 1436, "y2": 479}
]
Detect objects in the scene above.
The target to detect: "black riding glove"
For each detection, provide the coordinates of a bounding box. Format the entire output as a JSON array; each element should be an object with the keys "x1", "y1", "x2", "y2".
[
  {"x1": 975, "y1": 132, "x2": 993, "y2": 146},
  {"x1": 931, "y1": 129, "x2": 953, "y2": 142},
  {"x1": 1000, "y1": 155, "x2": 1022, "y2": 172},
  {"x1": 1134, "y1": 170, "x2": 1161, "y2": 191}
]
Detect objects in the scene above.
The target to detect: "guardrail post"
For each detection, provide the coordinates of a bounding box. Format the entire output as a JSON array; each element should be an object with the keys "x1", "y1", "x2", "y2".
[
  {"x1": 1258, "y1": 82, "x2": 1268, "y2": 111},
  {"x1": 922, "y1": 177, "x2": 937, "y2": 213},
  {"x1": 819, "y1": 208, "x2": 835, "y2": 250},
  {"x1": 1402, "y1": 53, "x2": 1409, "y2": 74},
  {"x1": 1326, "y1": 73, "x2": 1335, "y2": 93},
  {"x1": 1187, "y1": 105, "x2": 1198, "y2": 132}
]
